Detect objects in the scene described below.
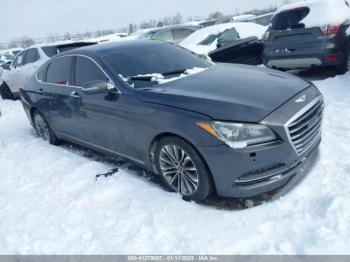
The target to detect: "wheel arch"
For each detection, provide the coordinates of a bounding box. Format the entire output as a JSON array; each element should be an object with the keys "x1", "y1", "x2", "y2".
[{"x1": 149, "y1": 132, "x2": 217, "y2": 193}]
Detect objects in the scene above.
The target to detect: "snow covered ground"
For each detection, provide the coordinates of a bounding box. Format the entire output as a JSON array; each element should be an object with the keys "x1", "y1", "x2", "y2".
[{"x1": 0, "y1": 70, "x2": 350, "y2": 254}]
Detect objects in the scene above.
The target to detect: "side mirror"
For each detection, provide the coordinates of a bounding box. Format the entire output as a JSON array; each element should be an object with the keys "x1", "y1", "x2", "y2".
[{"x1": 82, "y1": 80, "x2": 115, "y2": 94}]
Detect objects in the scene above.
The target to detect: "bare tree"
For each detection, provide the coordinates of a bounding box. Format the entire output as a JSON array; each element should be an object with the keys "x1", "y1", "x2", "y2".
[
  {"x1": 171, "y1": 12, "x2": 183, "y2": 25},
  {"x1": 128, "y1": 24, "x2": 138, "y2": 34},
  {"x1": 208, "y1": 11, "x2": 224, "y2": 20}
]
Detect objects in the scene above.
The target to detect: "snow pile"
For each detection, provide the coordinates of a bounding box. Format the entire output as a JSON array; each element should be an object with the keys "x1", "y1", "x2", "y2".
[
  {"x1": 275, "y1": 0, "x2": 350, "y2": 28},
  {"x1": 121, "y1": 67, "x2": 208, "y2": 86},
  {"x1": 232, "y1": 14, "x2": 256, "y2": 21},
  {"x1": 180, "y1": 22, "x2": 267, "y2": 55},
  {"x1": 1, "y1": 72, "x2": 350, "y2": 254}
]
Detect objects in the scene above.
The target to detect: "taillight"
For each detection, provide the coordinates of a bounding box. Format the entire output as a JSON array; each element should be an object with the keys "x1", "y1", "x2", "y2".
[
  {"x1": 262, "y1": 31, "x2": 270, "y2": 42},
  {"x1": 321, "y1": 24, "x2": 341, "y2": 35},
  {"x1": 325, "y1": 55, "x2": 337, "y2": 62}
]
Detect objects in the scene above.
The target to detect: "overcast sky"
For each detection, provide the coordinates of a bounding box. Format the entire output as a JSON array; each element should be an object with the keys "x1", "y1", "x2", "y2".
[{"x1": 0, "y1": 0, "x2": 284, "y2": 43}]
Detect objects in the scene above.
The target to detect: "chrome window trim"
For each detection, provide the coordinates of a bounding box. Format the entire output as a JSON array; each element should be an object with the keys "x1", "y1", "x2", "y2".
[
  {"x1": 35, "y1": 53, "x2": 121, "y2": 94},
  {"x1": 284, "y1": 95, "x2": 323, "y2": 155}
]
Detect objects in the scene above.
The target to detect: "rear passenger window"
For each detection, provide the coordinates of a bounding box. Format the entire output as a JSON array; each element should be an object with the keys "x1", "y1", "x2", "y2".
[
  {"x1": 271, "y1": 7, "x2": 310, "y2": 30},
  {"x1": 46, "y1": 57, "x2": 72, "y2": 85},
  {"x1": 75, "y1": 57, "x2": 108, "y2": 87},
  {"x1": 25, "y1": 49, "x2": 39, "y2": 64}
]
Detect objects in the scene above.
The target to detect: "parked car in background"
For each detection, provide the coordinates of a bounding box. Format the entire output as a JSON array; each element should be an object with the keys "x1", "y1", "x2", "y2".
[
  {"x1": 0, "y1": 41, "x2": 96, "y2": 100},
  {"x1": 0, "y1": 53, "x2": 15, "y2": 63},
  {"x1": 247, "y1": 12, "x2": 274, "y2": 26},
  {"x1": 263, "y1": 0, "x2": 350, "y2": 74},
  {"x1": 183, "y1": 19, "x2": 219, "y2": 28},
  {"x1": 137, "y1": 26, "x2": 199, "y2": 43},
  {"x1": 0, "y1": 47, "x2": 23, "y2": 58},
  {"x1": 21, "y1": 40, "x2": 323, "y2": 202},
  {"x1": 87, "y1": 33, "x2": 129, "y2": 43},
  {"x1": 180, "y1": 22, "x2": 267, "y2": 65},
  {"x1": 214, "y1": 14, "x2": 256, "y2": 25}
]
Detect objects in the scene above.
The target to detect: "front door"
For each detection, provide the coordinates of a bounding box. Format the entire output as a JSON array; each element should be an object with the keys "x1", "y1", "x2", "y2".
[{"x1": 72, "y1": 56, "x2": 125, "y2": 153}]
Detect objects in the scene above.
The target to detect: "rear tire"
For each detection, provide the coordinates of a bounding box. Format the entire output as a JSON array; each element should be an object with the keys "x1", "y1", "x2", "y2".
[
  {"x1": 155, "y1": 136, "x2": 213, "y2": 202},
  {"x1": 0, "y1": 82, "x2": 15, "y2": 100},
  {"x1": 32, "y1": 110, "x2": 60, "y2": 145}
]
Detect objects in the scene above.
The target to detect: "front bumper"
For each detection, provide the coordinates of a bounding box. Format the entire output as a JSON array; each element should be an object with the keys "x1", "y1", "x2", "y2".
[
  {"x1": 198, "y1": 138, "x2": 319, "y2": 198},
  {"x1": 198, "y1": 86, "x2": 323, "y2": 198}
]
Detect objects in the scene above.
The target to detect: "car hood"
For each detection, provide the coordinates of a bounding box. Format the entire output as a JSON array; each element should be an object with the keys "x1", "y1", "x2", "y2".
[{"x1": 136, "y1": 64, "x2": 310, "y2": 122}]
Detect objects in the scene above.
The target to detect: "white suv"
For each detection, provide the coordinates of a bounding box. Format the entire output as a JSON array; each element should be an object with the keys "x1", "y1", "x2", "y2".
[{"x1": 0, "y1": 41, "x2": 95, "y2": 100}]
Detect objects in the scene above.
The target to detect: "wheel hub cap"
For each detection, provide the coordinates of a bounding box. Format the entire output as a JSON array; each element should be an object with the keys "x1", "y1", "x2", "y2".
[{"x1": 159, "y1": 145, "x2": 199, "y2": 196}]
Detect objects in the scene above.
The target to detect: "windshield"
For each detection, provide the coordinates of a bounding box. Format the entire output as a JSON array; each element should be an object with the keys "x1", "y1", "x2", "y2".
[{"x1": 105, "y1": 43, "x2": 210, "y2": 88}]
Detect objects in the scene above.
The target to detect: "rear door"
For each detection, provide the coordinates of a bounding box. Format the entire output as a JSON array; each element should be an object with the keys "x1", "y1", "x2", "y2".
[
  {"x1": 265, "y1": 7, "x2": 326, "y2": 58},
  {"x1": 40, "y1": 56, "x2": 83, "y2": 138},
  {"x1": 20, "y1": 48, "x2": 40, "y2": 83}
]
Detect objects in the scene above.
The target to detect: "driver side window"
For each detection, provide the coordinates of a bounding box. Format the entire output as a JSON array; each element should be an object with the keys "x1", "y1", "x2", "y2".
[
  {"x1": 74, "y1": 56, "x2": 109, "y2": 87},
  {"x1": 12, "y1": 52, "x2": 26, "y2": 68}
]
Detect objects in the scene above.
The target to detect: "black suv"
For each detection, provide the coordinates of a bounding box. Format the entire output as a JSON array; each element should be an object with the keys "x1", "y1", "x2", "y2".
[{"x1": 263, "y1": 0, "x2": 350, "y2": 74}]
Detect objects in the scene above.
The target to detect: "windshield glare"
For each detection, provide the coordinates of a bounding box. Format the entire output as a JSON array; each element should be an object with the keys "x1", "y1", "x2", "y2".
[
  {"x1": 105, "y1": 43, "x2": 210, "y2": 88},
  {"x1": 138, "y1": 31, "x2": 157, "y2": 40}
]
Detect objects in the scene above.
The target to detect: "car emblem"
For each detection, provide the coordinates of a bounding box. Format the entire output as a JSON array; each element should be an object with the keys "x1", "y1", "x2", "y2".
[{"x1": 295, "y1": 95, "x2": 307, "y2": 103}]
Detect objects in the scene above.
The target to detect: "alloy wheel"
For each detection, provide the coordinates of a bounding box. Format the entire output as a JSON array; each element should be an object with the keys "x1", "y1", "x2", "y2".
[
  {"x1": 159, "y1": 145, "x2": 199, "y2": 196},
  {"x1": 34, "y1": 114, "x2": 50, "y2": 141}
]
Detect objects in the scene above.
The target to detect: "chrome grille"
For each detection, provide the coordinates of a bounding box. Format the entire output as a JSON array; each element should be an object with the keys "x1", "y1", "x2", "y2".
[{"x1": 287, "y1": 97, "x2": 324, "y2": 154}]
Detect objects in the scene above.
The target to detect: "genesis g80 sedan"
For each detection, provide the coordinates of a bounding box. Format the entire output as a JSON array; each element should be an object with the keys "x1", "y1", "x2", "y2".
[{"x1": 20, "y1": 41, "x2": 323, "y2": 202}]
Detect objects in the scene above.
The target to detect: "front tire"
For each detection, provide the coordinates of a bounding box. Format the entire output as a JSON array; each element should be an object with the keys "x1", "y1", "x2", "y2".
[
  {"x1": 33, "y1": 111, "x2": 60, "y2": 145},
  {"x1": 0, "y1": 82, "x2": 15, "y2": 100},
  {"x1": 155, "y1": 136, "x2": 213, "y2": 202}
]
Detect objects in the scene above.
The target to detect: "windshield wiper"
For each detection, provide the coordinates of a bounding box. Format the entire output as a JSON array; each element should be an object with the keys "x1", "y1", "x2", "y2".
[
  {"x1": 162, "y1": 68, "x2": 188, "y2": 76},
  {"x1": 128, "y1": 69, "x2": 188, "y2": 82}
]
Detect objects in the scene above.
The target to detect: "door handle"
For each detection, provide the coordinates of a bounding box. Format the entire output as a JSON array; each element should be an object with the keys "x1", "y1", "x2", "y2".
[
  {"x1": 69, "y1": 91, "x2": 80, "y2": 98},
  {"x1": 38, "y1": 88, "x2": 44, "y2": 94}
]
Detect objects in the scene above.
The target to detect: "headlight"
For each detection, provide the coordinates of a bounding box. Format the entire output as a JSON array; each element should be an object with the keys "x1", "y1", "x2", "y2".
[{"x1": 196, "y1": 122, "x2": 277, "y2": 149}]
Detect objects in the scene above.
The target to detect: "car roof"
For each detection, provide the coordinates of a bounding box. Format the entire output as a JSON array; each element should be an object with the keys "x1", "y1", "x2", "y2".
[
  {"x1": 24, "y1": 40, "x2": 96, "y2": 50},
  {"x1": 58, "y1": 40, "x2": 171, "y2": 57}
]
